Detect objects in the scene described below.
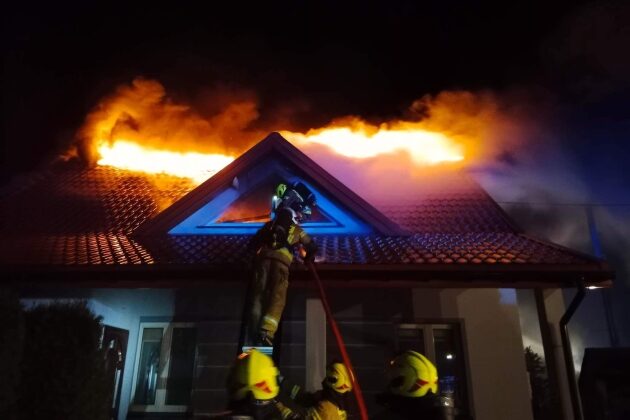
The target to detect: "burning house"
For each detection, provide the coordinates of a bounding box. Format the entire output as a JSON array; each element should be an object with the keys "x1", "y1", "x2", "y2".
[{"x1": 1, "y1": 129, "x2": 613, "y2": 419}]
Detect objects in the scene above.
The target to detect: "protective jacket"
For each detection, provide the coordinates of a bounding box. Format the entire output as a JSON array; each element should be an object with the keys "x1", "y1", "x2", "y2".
[
  {"x1": 281, "y1": 380, "x2": 348, "y2": 420},
  {"x1": 249, "y1": 207, "x2": 317, "y2": 341},
  {"x1": 304, "y1": 397, "x2": 347, "y2": 420},
  {"x1": 252, "y1": 207, "x2": 317, "y2": 266}
]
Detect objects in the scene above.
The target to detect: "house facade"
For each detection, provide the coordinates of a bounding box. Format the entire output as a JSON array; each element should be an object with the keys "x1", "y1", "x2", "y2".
[{"x1": 2, "y1": 133, "x2": 612, "y2": 419}]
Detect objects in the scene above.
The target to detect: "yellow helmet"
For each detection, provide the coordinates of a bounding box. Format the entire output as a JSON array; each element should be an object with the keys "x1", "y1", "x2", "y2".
[
  {"x1": 324, "y1": 362, "x2": 353, "y2": 394},
  {"x1": 386, "y1": 351, "x2": 438, "y2": 397},
  {"x1": 275, "y1": 183, "x2": 287, "y2": 199},
  {"x1": 227, "y1": 349, "x2": 280, "y2": 401}
]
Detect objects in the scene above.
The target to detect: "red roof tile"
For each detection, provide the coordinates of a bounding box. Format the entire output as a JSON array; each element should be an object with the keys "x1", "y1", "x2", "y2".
[
  {"x1": 1, "y1": 162, "x2": 191, "y2": 266},
  {"x1": 0, "y1": 138, "x2": 611, "y2": 287}
]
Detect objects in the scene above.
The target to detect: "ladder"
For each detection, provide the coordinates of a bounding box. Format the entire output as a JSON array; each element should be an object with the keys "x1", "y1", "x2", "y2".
[{"x1": 236, "y1": 262, "x2": 368, "y2": 420}]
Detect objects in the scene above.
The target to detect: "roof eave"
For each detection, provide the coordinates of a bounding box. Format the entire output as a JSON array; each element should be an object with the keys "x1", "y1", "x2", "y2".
[{"x1": 4, "y1": 261, "x2": 612, "y2": 289}]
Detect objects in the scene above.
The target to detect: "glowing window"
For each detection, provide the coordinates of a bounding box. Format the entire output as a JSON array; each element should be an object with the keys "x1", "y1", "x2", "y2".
[{"x1": 169, "y1": 168, "x2": 372, "y2": 235}]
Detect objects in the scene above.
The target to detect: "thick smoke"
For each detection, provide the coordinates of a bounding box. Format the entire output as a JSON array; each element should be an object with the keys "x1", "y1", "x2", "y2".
[
  {"x1": 75, "y1": 78, "x2": 555, "y2": 200},
  {"x1": 75, "y1": 78, "x2": 269, "y2": 166},
  {"x1": 294, "y1": 88, "x2": 562, "y2": 203}
]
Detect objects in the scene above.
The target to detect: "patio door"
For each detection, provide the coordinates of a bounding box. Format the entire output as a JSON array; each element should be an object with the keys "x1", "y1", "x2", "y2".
[{"x1": 130, "y1": 322, "x2": 197, "y2": 413}]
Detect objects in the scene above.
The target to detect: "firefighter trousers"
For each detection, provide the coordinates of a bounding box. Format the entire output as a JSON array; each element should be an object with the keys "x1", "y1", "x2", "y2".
[{"x1": 250, "y1": 257, "x2": 290, "y2": 340}]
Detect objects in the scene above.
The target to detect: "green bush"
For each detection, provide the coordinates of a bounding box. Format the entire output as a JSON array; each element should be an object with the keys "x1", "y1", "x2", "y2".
[
  {"x1": 0, "y1": 288, "x2": 24, "y2": 420},
  {"x1": 18, "y1": 301, "x2": 111, "y2": 420}
]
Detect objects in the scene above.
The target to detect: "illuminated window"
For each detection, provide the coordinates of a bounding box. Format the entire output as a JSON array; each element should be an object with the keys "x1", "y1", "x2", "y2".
[
  {"x1": 209, "y1": 177, "x2": 337, "y2": 227},
  {"x1": 169, "y1": 159, "x2": 372, "y2": 235}
]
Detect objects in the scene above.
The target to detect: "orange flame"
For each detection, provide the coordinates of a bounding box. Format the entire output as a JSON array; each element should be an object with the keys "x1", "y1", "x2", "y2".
[
  {"x1": 78, "y1": 79, "x2": 520, "y2": 186},
  {"x1": 97, "y1": 140, "x2": 234, "y2": 184},
  {"x1": 282, "y1": 119, "x2": 464, "y2": 165},
  {"x1": 76, "y1": 78, "x2": 256, "y2": 184}
]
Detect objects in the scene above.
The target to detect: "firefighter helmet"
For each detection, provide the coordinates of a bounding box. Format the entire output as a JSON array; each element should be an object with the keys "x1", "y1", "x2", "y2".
[
  {"x1": 281, "y1": 183, "x2": 316, "y2": 218},
  {"x1": 276, "y1": 183, "x2": 288, "y2": 199},
  {"x1": 386, "y1": 350, "x2": 438, "y2": 397},
  {"x1": 324, "y1": 362, "x2": 353, "y2": 394},
  {"x1": 226, "y1": 349, "x2": 280, "y2": 401}
]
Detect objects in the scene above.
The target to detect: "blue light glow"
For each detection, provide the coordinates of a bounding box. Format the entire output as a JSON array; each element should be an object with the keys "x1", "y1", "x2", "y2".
[{"x1": 169, "y1": 159, "x2": 372, "y2": 235}]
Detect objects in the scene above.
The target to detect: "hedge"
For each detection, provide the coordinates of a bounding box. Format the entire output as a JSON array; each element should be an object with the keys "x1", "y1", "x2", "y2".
[{"x1": 17, "y1": 301, "x2": 111, "y2": 420}]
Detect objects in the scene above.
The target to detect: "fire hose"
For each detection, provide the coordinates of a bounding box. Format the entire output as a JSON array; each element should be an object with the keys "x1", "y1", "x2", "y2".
[{"x1": 306, "y1": 260, "x2": 369, "y2": 420}]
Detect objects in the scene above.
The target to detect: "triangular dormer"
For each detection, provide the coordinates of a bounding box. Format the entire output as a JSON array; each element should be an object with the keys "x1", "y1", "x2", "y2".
[{"x1": 137, "y1": 133, "x2": 408, "y2": 237}]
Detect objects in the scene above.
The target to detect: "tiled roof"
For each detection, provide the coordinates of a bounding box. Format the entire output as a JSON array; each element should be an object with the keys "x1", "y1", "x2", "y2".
[
  {"x1": 147, "y1": 232, "x2": 587, "y2": 266},
  {"x1": 377, "y1": 198, "x2": 513, "y2": 234},
  {"x1": 1, "y1": 162, "x2": 191, "y2": 266},
  {"x1": 0, "y1": 146, "x2": 610, "y2": 286}
]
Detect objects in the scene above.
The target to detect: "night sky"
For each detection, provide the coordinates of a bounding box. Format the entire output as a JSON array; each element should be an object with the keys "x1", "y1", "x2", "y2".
[{"x1": 3, "y1": 1, "x2": 630, "y2": 203}]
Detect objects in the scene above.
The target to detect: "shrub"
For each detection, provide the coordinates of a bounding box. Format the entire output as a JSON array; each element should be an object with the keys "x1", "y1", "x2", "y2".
[{"x1": 18, "y1": 301, "x2": 111, "y2": 420}]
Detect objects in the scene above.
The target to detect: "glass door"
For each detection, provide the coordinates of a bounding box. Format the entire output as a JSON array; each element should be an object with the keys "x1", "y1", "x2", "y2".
[{"x1": 130, "y1": 322, "x2": 197, "y2": 413}]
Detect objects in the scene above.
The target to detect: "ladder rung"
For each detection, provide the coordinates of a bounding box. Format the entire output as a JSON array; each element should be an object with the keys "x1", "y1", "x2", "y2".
[{"x1": 241, "y1": 345, "x2": 274, "y2": 356}]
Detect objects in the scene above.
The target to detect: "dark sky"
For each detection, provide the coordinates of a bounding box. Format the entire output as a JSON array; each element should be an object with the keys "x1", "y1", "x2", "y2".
[{"x1": 3, "y1": 1, "x2": 630, "y2": 201}]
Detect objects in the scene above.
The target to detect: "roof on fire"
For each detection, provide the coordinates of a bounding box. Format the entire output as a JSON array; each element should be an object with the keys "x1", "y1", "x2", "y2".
[{"x1": 0, "y1": 133, "x2": 612, "y2": 287}]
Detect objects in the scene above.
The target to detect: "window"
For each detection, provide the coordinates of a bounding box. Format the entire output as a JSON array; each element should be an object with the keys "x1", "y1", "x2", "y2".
[
  {"x1": 396, "y1": 322, "x2": 469, "y2": 412},
  {"x1": 168, "y1": 161, "x2": 373, "y2": 235},
  {"x1": 130, "y1": 323, "x2": 197, "y2": 413}
]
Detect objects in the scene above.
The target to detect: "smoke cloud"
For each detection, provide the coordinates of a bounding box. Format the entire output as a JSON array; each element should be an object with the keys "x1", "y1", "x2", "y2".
[
  {"x1": 294, "y1": 88, "x2": 563, "y2": 204},
  {"x1": 74, "y1": 78, "x2": 561, "y2": 201},
  {"x1": 75, "y1": 78, "x2": 269, "y2": 166}
]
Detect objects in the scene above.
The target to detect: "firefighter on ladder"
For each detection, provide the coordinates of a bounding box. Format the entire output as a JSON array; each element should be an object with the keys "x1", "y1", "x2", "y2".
[{"x1": 248, "y1": 181, "x2": 318, "y2": 347}]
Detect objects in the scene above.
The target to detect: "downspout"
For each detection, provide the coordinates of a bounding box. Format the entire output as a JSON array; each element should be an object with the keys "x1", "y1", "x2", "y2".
[{"x1": 559, "y1": 282, "x2": 586, "y2": 420}]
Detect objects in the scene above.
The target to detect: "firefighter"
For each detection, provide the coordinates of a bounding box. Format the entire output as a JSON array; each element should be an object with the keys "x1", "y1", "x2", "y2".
[
  {"x1": 281, "y1": 361, "x2": 352, "y2": 420},
  {"x1": 374, "y1": 350, "x2": 454, "y2": 420},
  {"x1": 248, "y1": 182, "x2": 318, "y2": 346},
  {"x1": 224, "y1": 348, "x2": 298, "y2": 420}
]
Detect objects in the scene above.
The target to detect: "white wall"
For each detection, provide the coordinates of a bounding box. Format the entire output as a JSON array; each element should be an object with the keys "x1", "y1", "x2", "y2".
[
  {"x1": 515, "y1": 289, "x2": 545, "y2": 357},
  {"x1": 413, "y1": 288, "x2": 534, "y2": 420}
]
